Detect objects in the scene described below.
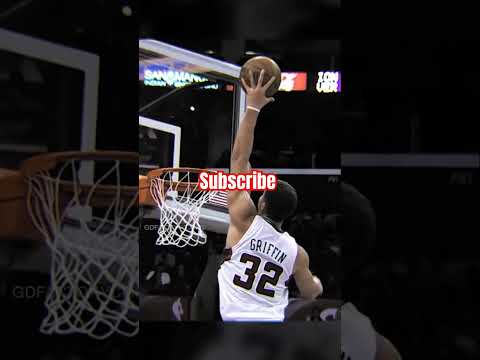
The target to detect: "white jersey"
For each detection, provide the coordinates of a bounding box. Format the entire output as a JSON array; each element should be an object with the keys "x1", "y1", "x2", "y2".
[{"x1": 218, "y1": 215, "x2": 298, "y2": 322}]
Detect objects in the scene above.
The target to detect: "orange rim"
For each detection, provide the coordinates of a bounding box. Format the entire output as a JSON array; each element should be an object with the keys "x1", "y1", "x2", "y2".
[
  {"x1": 21, "y1": 151, "x2": 138, "y2": 176},
  {"x1": 0, "y1": 169, "x2": 41, "y2": 241},
  {"x1": 139, "y1": 168, "x2": 218, "y2": 206},
  {"x1": 20, "y1": 151, "x2": 139, "y2": 206},
  {"x1": 139, "y1": 175, "x2": 153, "y2": 205},
  {"x1": 146, "y1": 167, "x2": 218, "y2": 192}
]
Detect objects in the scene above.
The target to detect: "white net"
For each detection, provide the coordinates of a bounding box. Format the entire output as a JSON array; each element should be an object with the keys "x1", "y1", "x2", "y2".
[
  {"x1": 25, "y1": 157, "x2": 139, "y2": 340},
  {"x1": 150, "y1": 169, "x2": 218, "y2": 247}
]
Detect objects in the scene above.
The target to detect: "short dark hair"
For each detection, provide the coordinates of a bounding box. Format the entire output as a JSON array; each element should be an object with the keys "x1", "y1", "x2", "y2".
[{"x1": 263, "y1": 180, "x2": 298, "y2": 222}]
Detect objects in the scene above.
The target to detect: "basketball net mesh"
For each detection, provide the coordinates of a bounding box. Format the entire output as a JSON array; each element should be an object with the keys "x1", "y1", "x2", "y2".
[
  {"x1": 150, "y1": 170, "x2": 218, "y2": 247},
  {"x1": 25, "y1": 159, "x2": 139, "y2": 339}
]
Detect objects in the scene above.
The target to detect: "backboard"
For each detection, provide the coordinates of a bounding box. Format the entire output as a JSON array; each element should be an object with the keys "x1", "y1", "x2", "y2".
[
  {"x1": 139, "y1": 40, "x2": 244, "y2": 234},
  {"x1": 0, "y1": 29, "x2": 98, "y2": 170},
  {"x1": 0, "y1": 29, "x2": 100, "y2": 270}
]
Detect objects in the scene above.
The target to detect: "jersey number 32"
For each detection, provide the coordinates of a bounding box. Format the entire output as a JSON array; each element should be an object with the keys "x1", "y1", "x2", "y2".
[{"x1": 233, "y1": 253, "x2": 284, "y2": 298}]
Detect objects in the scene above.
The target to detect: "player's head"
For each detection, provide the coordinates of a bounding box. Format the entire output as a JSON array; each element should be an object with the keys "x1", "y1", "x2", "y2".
[{"x1": 258, "y1": 180, "x2": 297, "y2": 222}]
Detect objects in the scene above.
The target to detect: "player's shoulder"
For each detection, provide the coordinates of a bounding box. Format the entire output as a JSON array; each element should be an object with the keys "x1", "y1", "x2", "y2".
[
  {"x1": 279, "y1": 228, "x2": 298, "y2": 251},
  {"x1": 294, "y1": 243, "x2": 309, "y2": 266}
]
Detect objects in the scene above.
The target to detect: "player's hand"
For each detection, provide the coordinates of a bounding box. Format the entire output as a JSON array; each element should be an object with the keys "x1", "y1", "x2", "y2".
[{"x1": 241, "y1": 69, "x2": 276, "y2": 111}]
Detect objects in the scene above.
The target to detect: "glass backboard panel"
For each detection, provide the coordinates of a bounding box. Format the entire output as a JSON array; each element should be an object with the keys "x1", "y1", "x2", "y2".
[
  {"x1": 139, "y1": 41, "x2": 240, "y2": 238},
  {"x1": 139, "y1": 47, "x2": 237, "y2": 172},
  {"x1": 139, "y1": 125, "x2": 175, "y2": 175},
  {"x1": 0, "y1": 49, "x2": 84, "y2": 169}
]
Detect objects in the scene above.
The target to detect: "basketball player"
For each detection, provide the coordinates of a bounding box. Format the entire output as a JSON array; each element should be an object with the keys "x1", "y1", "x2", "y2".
[{"x1": 217, "y1": 70, "x2": 323, "y2": 322}]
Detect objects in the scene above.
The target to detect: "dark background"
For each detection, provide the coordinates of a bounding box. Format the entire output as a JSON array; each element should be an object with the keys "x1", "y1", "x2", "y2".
[
  {"x1": 0, "y1": 0, "x2": 478, "y2": 359},
  {"x1": 1, "y1": 1, "x2": 139, "y2": 358},
  {"x1": 0, "y1": 0, "x2": 138, "y2": 153},
  {"x1": 342, "y1": 39, "x2": 479, "y2": 153}
]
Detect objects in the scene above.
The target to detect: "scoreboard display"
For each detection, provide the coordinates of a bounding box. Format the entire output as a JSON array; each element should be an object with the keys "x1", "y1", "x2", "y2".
[{"x1": 140, "y1": 64, "x2": 341, "y2": 94}]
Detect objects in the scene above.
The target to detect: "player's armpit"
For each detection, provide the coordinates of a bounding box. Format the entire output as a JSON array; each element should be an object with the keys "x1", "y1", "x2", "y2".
[
  {"x1": 227, "y1": 190, "x2": 257, "y2": 232},
  {"x1": 293, "y1": 246, "x2": 323, "y2": 299}
]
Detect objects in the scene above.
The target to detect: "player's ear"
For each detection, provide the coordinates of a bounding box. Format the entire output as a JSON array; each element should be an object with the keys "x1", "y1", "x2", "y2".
[{"x1": 258, "y1": 193, "x2": 266, "y2": 212}]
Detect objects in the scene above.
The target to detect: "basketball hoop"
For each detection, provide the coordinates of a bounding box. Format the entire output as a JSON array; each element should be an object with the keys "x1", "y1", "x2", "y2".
[
  {"x1": 140, "y1": 168, "x2": 219, "y2": 247},
  {"x1": 21, "y1": 151, "x2": 139, "y2": 339}
]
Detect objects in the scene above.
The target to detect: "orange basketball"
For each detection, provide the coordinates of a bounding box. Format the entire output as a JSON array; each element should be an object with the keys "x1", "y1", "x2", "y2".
[{"x1": 240, "y1": 56, "x2": 282, "y2": 97}]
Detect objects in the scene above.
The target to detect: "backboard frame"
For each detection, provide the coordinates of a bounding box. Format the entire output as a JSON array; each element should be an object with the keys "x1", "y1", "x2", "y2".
[
  {"x1": 139, "y1": 39, "x2": 243, "y2": 234},
  {"x1": 139, "y1": 116, "x2": 181, "y2": 180},
  {"x1": 139, "y1": 38, "x2": 245, "y2": 149},
  {"x1": 0, "y1": 28, "x2": 99, "y2": 154},
  {"x1": 0, "y1": 28, "x2": 99, "y2": 183}
]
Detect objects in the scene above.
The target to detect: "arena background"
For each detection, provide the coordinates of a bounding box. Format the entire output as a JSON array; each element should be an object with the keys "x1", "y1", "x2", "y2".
[
  {"x1": 0, "y1": 0, "x2": 477, "y2": 359},
  {"x1": 0, "y1": 1, "x2": 138, "y2": 358},
  {"x1": 140, "y1": 1, "x2": 478, "y2": 359}
]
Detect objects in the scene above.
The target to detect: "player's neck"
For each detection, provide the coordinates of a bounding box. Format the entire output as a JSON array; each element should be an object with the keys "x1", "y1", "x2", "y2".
[{"x1": 261, "y1": 215, "x2": 283, "y2": 232}]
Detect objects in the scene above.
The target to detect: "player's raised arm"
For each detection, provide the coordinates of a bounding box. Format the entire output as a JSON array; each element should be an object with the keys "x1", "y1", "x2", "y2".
[
  {"x1": 227, "y1": 70, "x2": 276, "y2": 231},
  {"x1": 230, "y1": 69, "x2": 276, "y2": 174},
  {"x1": 293, "y1": 245, "x2": 323, "y2": 299}
]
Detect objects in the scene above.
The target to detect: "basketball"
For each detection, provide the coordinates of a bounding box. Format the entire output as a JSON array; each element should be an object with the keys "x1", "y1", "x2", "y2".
[{"x1": 240, "y1": 56, "x2": 282, "y2": 97}]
